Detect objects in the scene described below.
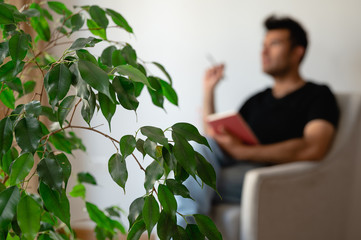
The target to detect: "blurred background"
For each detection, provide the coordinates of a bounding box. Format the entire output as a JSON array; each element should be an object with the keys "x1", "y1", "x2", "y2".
[{"x1": 59, "y1": 0, "x2": 361, "y2": 229}]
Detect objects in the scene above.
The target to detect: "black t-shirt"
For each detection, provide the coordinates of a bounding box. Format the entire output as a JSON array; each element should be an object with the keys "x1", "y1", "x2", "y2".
[{"x1": 239, "y1": 82, "x2": 340, "y2": 144}]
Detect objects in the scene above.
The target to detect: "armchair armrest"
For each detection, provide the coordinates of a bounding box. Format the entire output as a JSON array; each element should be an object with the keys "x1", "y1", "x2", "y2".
[
  {"x1": 241, "y1": 160, "x2": 351, "y2": 240},
  {"x1": 241, "y1": 161, "x2": 317, "y2": 240}
]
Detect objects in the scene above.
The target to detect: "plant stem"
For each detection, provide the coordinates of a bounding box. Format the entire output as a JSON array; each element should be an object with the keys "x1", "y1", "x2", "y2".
[
  {"x1": 69, "y1": 99, "x2": 82, "y2": 125},
  {"x1": 2, "y1": 174, "x2": 9, "y2": 185},
  {"x1": 131, "y1": 153, "x2": 146, "y2": 172}
]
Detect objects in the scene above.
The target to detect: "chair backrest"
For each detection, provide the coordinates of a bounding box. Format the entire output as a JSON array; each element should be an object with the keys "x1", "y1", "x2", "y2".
[
  {"x1": 325, "y1": 92, "x2": 361, "y2": 160},
  {"x1": 331, "y1": 93, "x2": 361, "y2": 239}
]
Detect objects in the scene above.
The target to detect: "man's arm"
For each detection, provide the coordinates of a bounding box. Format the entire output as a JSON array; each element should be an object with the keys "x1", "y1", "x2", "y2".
[
  {"x1": 202, "y1": 64, "x2": 225, "y2": 135},
  {"x1": 211, "y1": 119, "x2": 336, "y2": 164}
]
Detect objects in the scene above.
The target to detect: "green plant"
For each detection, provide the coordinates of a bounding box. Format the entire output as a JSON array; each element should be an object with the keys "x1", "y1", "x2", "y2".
[{"x1": 0, "y1": 1, "x2": 222, "y2": 240}]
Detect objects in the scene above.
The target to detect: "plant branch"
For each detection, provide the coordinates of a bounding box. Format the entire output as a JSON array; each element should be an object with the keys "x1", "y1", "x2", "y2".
[
  {"x1": 2, "y1": 174, "x2": 9, "y2": 185},
  {"x1": 131, "y1": 153, "x2": 146, "y2": 172},
  {"x1": 69, "y1": 99, "x2": 82, "y2": 125}
]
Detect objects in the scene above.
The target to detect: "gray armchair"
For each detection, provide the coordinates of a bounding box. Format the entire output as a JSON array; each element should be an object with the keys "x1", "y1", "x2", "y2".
[{"x1": 212, "y1": 93, "x2": 361, "y2": 240}]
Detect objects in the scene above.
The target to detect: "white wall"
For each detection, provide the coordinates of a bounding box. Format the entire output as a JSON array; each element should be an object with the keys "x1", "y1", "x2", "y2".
[{"x1": 65, "y1": 0, "x2": 361, "y2": 228}]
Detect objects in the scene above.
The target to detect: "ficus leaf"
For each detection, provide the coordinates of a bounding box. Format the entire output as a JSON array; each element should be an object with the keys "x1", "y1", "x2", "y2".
[
  {"x1": 157, "y1": 210, "x2": 177, "y2": 240},
  {"x1": 172, "y1": 122, "x2": 210, "y2": 149},
  {"x1": 121, "y1": 45, "x2": 137, "y2": 67},
  {"x1": 186, "y1": 224, "x2": 205, "y2": 240},
  {"x1": 24, "y1": 101, "x2": 42, "y2": 117},
  {"x1": 51, "y1": 153, "x2": 71, "y2": 188},
  {"x1": 142, "y1": 195, "x2": 159, "y2": 238},
  {"x1": 165, "y1": 179, "x2": 193, "y2": 200},
  {"x1": 39, "y1": 182, "x2": 70, "y2": 229},
  {"x1": 1, "y1": 147, "x2": 18, "y2": 175},
  {"x1": 116, "y1": 65, "x2": 154, "y2": 90},
  {"x1": 9, "y1": 153, "x2": 34, "y2": 186},
  {"x1": 6, "y1": 77, "x2": 23, "y2": 96},
  {"x1": 105, "y1": 8, "x2": 133, "y2": 33},
  {"x1": 175, "y1": 162, "x2": 190, "y2": 183},
  {"x1": 0, "y1": 3, "x2": 15, "y2": 24},
  {"x1": 14, "y1": 117, "x2": 42, "y2": 153},
  {"x1": 143, "y1": 139, "x2": 157, "y2": 159},
  {"x1": 86, "y1": 202, "x2": 114, "y2": 233},
  {"x1": 112, "y1": 49, "x2": 126, "y2": 67},
  {"x1": 0, "y1": 186, "x2": 20, "y2": 230},
  {"x1": 195, "y1": 152, "x2": 217, "y2": 192},
  {"x1": 173, "y1": 226, "x2": 190, "y2": 240},
  {"x1": 17, "y1": 195, "x2": 41, "y2": 240},
  {"x1": 98, "y1": 92, "x2": 116, "y2": 129},
  {"x1": 120, "y1": 135, "x2": 136, "y2": 158},
  {"x1": 0, "y1": 117, "x2": 13, "y2": 160},
  {"x1": 44, "y1": 63, "x2": 72, "y2": 108},
  {"x1": 144, "y1": 161, "x2": 164, "y2": 191},
  {"x1": 0, "y1": 88, "x2": 15, "y2": 109},
  {"x1": 158, "y1": 184, "x2": 177, "y2": 216},
  {"x1": 49, "y1": 132, "x2": 73, "y2": 154},
  {"x1": 0, "y1": 60, "x2": 24, "y2": 83},
  {"x1": 71, "y1": 13, "x2": 85, "y2": 31},
  {"x1": 193, "y1": 214, "x2": 222, "y2": 240},
  {"x1": 79, "y1": 88, "x2": 96, "y2": 126},
  {"x1": 87, "y1": 19, "x2": 106, "y2": 40},
  {"x1": 140, "y1": 126, "x2": 168, "y2": 147},
  {"x1": 147, "y1": 77, "x2": 164, "y2": 109},
  {"x1": 29, "y1": 3, "x2": 51, "y2": 41},
  {"x1": 0, "y1": 41, "x2": 9, "y2": 65},
  {"x1": 108, "y1": 153, "x2": 128, "y2": 191},
  {"x1": 57, "y1": 95, "x2": 76, "y2": 127},
  {"x1": 100, "y1": 45, "x2": 116, "y2": 67},
  {"x1": 160, "y1": 79, "x2": 178, "y2": 106},
  {"x1": 77, "y1": 172, "x2": 97, "y2": 185},
  {"x1": 9, "y1": 32, "x2": 29, "y2": 63},
  {"x1": 127, "y1": 220, "x2": 146, "y2": 240},
  {"x1": 48, "y1": 1, "x2": 72, "y2": 16},
  {"x1": 72, "y1": 63, "x2": 91, "y2": 100},
  {"x1": 69, "y1": 37, "x2": 97, "y2": 51},
  {"x1": 2, "y1": 3, "x2": 26, "y2": 24},
  {"x1": 112, "y1": 76, "x2": 139, "y2": 111},
  {"x1": 77, "y1": 59, "x2": 112, "y2": 101},
  {"x1": 37, "y1": 157, "x2": 64, "y2": 192},
  {"x1": 136, "y1": 139, "x2": 146, "y2": 159},
  {"x1": 128, "y1": 197, "x2": 144, "y2": 228},
  {"x1": 76, "y1": 49, "x2": 97, "y2": 64},
  {"x1": 69, "y1": 183, "x2": 86, "y2": 199},
  {"x1": 23, "y1": 80, "x2": 36, "y2": 94},
  {"x1": 172, "y1": 132, "x2": 197, "y2": 178},
  {"x1": 152, "y1": 62, "x2": 172, "y2": 85},
  {"x1": 22, "y1": 8, "x2": 40, "y2": 17},
  {"x1": 89, "y1": 5, "x2": 108, "y2": 29}
]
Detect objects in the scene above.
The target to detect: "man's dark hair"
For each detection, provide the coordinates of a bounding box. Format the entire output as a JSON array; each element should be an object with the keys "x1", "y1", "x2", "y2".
[{"x1": 264, "y1": 15, "x2": 308, "y2": 60}]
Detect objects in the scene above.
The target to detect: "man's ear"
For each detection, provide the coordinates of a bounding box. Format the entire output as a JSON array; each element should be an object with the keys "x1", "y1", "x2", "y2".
[{"x1": 293, "y1": 46, "x2": 305, "y2": 63}]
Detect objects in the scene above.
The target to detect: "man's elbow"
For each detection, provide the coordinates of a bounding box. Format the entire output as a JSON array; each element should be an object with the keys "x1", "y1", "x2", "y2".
[{"x1": 296, "y1": 146, "x2": 330, "y2": 162}]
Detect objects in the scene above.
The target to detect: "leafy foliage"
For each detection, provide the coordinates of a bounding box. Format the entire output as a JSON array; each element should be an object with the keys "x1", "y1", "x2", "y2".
[{"x1": 0, "y1": 1, "x2": 222, "y2": 240}]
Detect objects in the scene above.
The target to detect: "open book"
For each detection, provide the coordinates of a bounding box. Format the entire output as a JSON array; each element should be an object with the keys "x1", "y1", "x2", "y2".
[{"x1": 206, "y1": 111, "x2": 259, "y2": 145}]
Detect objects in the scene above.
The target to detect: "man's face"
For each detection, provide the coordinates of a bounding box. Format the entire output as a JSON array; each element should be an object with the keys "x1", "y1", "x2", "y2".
[{"x1": 262, "y1": 29, "x2": 296, "y2": 77}]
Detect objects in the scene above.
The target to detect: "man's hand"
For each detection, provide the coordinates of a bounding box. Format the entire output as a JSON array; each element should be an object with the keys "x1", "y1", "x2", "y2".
[
  {"x1": 202, "y1": 64, "x2": 225, "y2": 135},
  {"x1": 209, "y1": 125, "x2": 247, "y2": 159},
  {"x1": 203, "y1": 64, "x2": 225, "y2": 92}
]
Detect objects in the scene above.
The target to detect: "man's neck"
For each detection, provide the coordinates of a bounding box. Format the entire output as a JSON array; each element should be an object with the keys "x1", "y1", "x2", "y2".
[{"x1": 272, "y1": 72, "x2": 306, "y2": 98}]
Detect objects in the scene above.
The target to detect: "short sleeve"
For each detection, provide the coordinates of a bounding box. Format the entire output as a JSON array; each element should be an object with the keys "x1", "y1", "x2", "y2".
[{"x1": 306, "y1": 86, "x2": 339, "y2": 128}]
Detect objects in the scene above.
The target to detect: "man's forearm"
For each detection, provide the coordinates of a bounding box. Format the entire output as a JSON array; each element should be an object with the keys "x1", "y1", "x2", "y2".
[
  {"x1": 202, "y1": 87, "x2": 216, "y2": 134},
  {"x1": 234, "y1": 138, "x2": 326, "y2": 164}
]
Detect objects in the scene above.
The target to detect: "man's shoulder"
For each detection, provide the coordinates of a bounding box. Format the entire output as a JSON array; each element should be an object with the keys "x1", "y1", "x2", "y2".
[
  {"x1": 304, "y1": 81, "x2": 336, "y2": 97},
  {"x1": 247, "y1": 87, "x2": 272, "y2": 101}
]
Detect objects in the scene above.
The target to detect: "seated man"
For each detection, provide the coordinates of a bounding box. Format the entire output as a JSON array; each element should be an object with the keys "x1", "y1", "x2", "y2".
[{"x1": 176, "y1": 15, "x2": 340, "y2": 225}]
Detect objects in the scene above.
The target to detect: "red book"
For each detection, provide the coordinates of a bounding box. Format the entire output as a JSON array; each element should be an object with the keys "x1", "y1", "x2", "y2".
[{"x1": 207, "y1": 111, "x2": 259, "y2": 145}]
